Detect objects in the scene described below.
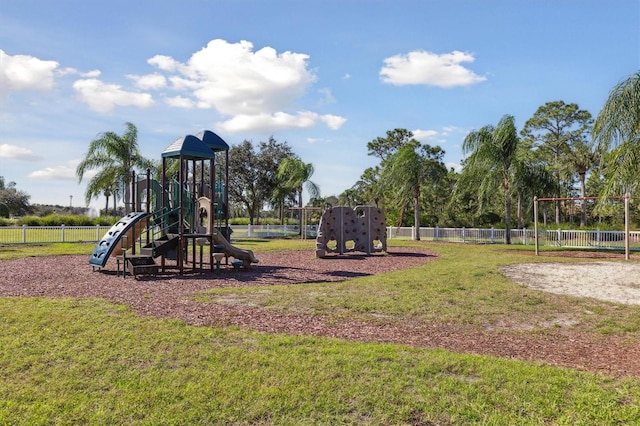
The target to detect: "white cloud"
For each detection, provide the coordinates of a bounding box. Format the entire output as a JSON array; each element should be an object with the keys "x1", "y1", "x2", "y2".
[
  {"x1": 165, "y1": 96, "x2": 195, "y2": 108},
  {"x1": 0, "y1": 144, "x2": 43, "y2": 161},
  {"x1": 412, "y1": 129, "x2": 440, "y2": 142},
  {"x1": 307, "y1": 137, "x2": 329, "y2": 144},
  {"x1": 217, "y1": 111, "x2": 345, "y2": 133},
  {"x1": 317, "y1": 87, "x2": 335, "y2": 104},
  {"x1": 56, "y1": 67, "x2": 79, "y2": 77},
  {"x1": 183, "y1": 39, "x2": 316, "y2": 115},
  {"x1": 143, "y1": 39, "x2": 347, "y2": 133},
  {"x1": 169, "y1": 76, "x2": 198, "y2": 91},
  {"x1": 28, "y1": 160, "x2": 84, "y2": 181},
  {"x1": 128, "y1": 72, "x2": 167, "y2": 90},
  {"x1": 380, "y1": 50, "x2": 486, "y2": 87},
  {"x1": 320, "y1": 114, "x2": 347, "y2": 130},
  {"x1": 82, "y1": 69, "x2": 101, "y2": 78},
  {"x1": 441, "y1": 125, "x2": 468, "y2": 136},
  {"x1": 56, "y1": 68, "x2": 101, "y2": 78},
  {"x1": 148, "y1": 54, "x2": 181, "y2": 72},
  {"x1": 0, "y1": 49, "x2": 59, "y2": 92},
  {"x1": 446, "y1": 161, "x2": 463, "y2": 173},
  {"x1": 72, "y1": 78, "x2": 155, "y2": 113}
]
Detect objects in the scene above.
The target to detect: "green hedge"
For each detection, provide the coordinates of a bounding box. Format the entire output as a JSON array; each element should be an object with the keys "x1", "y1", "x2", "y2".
[{"x1": 8, "y1": 215, "x2": 120, "y2": 227}]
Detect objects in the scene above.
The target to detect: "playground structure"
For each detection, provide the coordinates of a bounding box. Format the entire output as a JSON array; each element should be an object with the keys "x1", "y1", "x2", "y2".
[
  {"x1": 89, "y1": 130, "x2": 258, "y2": 276},
  {"x1": 315, "y1": 206, "x2": 387, "y2": 258}
]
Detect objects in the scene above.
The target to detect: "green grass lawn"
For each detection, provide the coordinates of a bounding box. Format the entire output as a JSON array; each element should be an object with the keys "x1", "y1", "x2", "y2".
[{"x1": 2, "y1": 241, "x2": 640, "y2": 424}]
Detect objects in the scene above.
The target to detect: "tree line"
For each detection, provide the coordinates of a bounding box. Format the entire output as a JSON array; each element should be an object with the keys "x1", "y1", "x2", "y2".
[
  {"x1": 3, "y1": 71, "x2": 638, "y2": 242},
  {"x1": 340, "y1": 72, "x2": 640, "y2": 243}
]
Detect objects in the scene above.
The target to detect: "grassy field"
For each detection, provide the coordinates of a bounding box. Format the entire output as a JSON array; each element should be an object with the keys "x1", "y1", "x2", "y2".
[{"x1": 2, "y1": 241, "x2": 640, "y2": 424}]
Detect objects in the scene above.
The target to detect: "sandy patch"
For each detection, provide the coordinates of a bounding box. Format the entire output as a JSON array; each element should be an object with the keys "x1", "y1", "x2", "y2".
[{"x1": 502, "y1": 261, "x2": 640, "y2": 305}]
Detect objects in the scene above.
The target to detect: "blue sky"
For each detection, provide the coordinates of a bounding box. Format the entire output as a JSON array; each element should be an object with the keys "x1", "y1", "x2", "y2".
[{"x1": 1, "y1": 0, "x2": 638, "y2": 212}]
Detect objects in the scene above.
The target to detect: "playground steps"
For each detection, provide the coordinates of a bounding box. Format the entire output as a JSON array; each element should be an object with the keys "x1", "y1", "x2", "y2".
[
  {"x1": 126, "y1": 255, "x2": 158, "y2": 278},
  {"x1": 141, "y1": 234, "x2": 180, "y2": 258}
]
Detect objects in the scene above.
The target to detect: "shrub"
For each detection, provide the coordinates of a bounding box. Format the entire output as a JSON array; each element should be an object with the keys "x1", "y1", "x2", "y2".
[
  {"x1": 16, "y1": 216, "x2": 43, "y2": 226},
  {"x1": 95, "y1": 216, "x2": 119, "y2": 226},
  {"x1": 16, "y1": 214, "x2": 106, "y2": 226},
  {"x1": 0, "y1": 217, "x2": 15, "y2": 226}
]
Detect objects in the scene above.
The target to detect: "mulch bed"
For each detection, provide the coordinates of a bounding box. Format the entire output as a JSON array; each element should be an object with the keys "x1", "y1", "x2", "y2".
[{"x1": 2, "y1": 246, "x2": 640, "y2": 378}]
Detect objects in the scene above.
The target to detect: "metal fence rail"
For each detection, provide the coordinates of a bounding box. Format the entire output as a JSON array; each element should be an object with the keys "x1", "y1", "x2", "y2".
[{"x1": 1, "y1": 224, "x2": 639, "y2": 251}]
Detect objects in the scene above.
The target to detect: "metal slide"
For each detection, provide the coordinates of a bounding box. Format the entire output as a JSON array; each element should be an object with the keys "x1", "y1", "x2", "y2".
[{"x1": 89, "y1": 212, "x2": 149, "y2": 269}]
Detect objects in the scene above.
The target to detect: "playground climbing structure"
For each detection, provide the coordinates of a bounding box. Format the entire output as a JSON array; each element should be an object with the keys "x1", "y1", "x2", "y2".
[
  {"x1": 89, "y1": 130, "x2": 258, "y2": 276},
  {"x1": 315, "y1": 206, "x2": 387, "y2": 258}
]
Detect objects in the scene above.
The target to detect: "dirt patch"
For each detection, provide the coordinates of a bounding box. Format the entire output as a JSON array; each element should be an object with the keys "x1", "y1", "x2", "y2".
[{"x1": 502, "y1": 261, "x2": 640, "y2": 305}]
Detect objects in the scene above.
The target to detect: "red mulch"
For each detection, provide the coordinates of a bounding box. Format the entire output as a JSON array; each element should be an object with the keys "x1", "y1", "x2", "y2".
[{"x1": 2, "y1": 246, "x2": 640, "y2": 378}]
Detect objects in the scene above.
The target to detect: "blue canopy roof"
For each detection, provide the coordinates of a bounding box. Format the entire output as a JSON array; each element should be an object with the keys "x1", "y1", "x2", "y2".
[
  {"x1": 161, "y1": 134, "x2": 216, "y2": 159},
  {"x1": 197, "y1": 130, "x2": 229, "y2": 152}
]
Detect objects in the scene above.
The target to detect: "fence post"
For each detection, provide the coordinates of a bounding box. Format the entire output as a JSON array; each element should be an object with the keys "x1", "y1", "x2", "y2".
[
  {"x1": 490, "y1": 227, "x2": 494, "y2": 244},
  {"x1": 557, "y1": 229, "x2": 561, "y2": 246},
  {"x1": 96, "y1": 224, "x2": 101, "y2": 242},
  {"x1": 266, "y1": 224, "x2": 270, "y2": 238},
  {"x1": 411, "y1": 226, "x2": 415, "y2": 240},
  {"x1": 22, "y1": 224, "x2": 27, "y2": 243},
  {"x1": 435, "y1": 226, "x2": 438, "y2": 241},
  {"x1": 462, "y1": 227, "x2": 466, "y2": 243},
  {"x1": 61, "y1": 224, "x2": 65, "y2": 242},
  {"x1": 523, "y1": 228, "x2": 526, "y2": 245},
  {"x1": 248, "y1": 224, "x2": 253, "y2": 237},
  {"x1": 596, "y1": 228, "x2": 600, "y2": 249}
]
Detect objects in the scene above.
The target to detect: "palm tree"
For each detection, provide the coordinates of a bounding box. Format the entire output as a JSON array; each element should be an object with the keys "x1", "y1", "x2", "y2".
[
  {"x1": 77, "y1": 122, "x2": 154, "y2": 214},
  {"x1": 562, "y1": 137, "x2": 599, "y2": 226},
  {"x1": 269, "y1": 178, "x2": 295, "y2": 224},
  {"x1": 336, "y1": 188, "x2": 360, "y2": 207},
  {"x1": 277, "y1": 157, "x2": 320, "y2": 230},
  {"x1": 380, "y1": 141, "x2": 445, "y2": 240},
  {"x1": 353, "y1": 166, "x2": 383, "y2": 207},
  {"x1": 462, "y1": 115, "x2": 521, "y2": 244},
  {"x1": 83, "y1": 167, "x2": 119, "y2": 216},
  {"x1": 593, "y1": 71, "x2": 640, "y2": 199}
]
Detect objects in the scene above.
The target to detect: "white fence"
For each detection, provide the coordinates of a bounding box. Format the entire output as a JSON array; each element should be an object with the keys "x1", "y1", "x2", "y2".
[
  {"x1": 0, "y1": 224, "x2": 639, "y2": 251},
  {"x1": 0, "y1": 224, "x2": 111, "y2": 244},
  {"x1": 388, "y1": 226, "x2": 640, "y2": 251}
]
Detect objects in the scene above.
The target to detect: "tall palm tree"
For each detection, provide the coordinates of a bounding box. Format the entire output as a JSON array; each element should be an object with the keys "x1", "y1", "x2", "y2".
[
  {"x1": 593, "y1": 71, "x2": 640, "y2": 199},
  {"x1": 77, "y1": 122, "x2": 154, "y2": 214},
  {"x1": 462, "y1": 115, "x2": 520, "y2": 244},
  {"x1": 380, "y1": 141, "x2": 445, "y2": 240},
  {"x1": 277, "y1": 157, "x2": 320, "y2": 229}
]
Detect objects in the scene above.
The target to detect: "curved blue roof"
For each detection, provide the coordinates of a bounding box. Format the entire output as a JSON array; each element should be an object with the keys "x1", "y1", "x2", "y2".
[
  {"x1": 161, "y1": 134, "x2": 216, "y2": 159},
  {"x1": 197, "y1": 130, "x2": 230, "y2": 152}
]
